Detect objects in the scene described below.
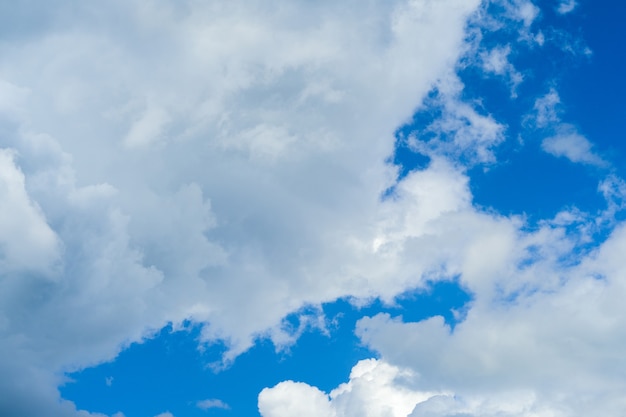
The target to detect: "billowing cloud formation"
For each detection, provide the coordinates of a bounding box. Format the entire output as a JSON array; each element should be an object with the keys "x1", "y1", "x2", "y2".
[
  {"x1": 355, "y1": 214, "x2": 626, "y2": 416},
  {"x1": 261, "y1": 178, "x2": 626, "y2": 416},
  {"x1": 254, "y1": 2, "x2": 626, "y2": 415},
  {"x1": 259, "y1": 359, "x2": 437, "y2": 417},
  {"x1": 0, "y1": 0, "x2": 484, "y2": 415},
  {"x1": 4, "y1": 0, "x2": 621, "y2": 416}
]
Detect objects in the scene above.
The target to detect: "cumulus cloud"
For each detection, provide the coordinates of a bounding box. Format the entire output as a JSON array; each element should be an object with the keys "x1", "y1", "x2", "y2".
[
  {"x1": 557, "y1": 0, "x2": 578, "y2": 15},
  {"x1": 252, "y1": 1, "x2": 626, "y2": 415},
  {"x1": 261, "y1": 187, "x2": 626, "y2": 416},
  {"x1": 356, "y1": 283, "x2": 626, "y2": 414},
  {"x1": 7, "y1": 0, "x2": 621, "y2": 416},
  {"x1": 259, "y1": 359, "x2": 438, "y2": 417},
  {"x1": 352, "y1": 201, "x2": 626, "y2": 415},
  {"x1": 0, "y1": 0, "x2": 484, "y2": 415}
]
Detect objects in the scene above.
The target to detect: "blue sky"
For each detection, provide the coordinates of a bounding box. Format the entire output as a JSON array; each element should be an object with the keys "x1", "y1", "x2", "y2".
[{"x1": 2, "y1": 1, "x2": 626, "y2": 416}]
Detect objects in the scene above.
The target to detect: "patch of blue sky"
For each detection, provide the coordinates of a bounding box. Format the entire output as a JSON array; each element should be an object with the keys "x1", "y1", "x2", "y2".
[
  {"x1": 555, "y1": 3, "x2": 626, "y2": 175},
  {"x1": 61, "y1": 281, "x2": 471, "y2": 417},
  {"x1": 392, "y1": 0, "x2": 617, "y2": 224}
]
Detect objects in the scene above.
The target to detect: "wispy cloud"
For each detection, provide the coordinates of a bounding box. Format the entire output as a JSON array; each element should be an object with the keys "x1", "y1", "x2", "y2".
[
  {"x1": 530, "y1": 90, "x2": 607, "y2": 167},
  {"x1": 480, "y1": 45, "x2": 524, "y2": 97},
  {"x1": 197, "y1": 399, "x2": 230, "y2": 411},
  {"x1": 541, "y1": 127, "x2": 607, "y2": 167},
  {"x1": 557, "y1": 0, "x2": 578, "y2": 14}
]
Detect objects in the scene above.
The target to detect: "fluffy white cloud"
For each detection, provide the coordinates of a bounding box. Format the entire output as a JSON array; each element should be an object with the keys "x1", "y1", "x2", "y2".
[
  {"x1": 353, "y1": 206, "x2": 626, "y2": 415},
  {"x1": 254, "y1": 2, "x2": 626, "y2": 416},
  {"x1": 259, "y1": 359, "x2": 438, "y2": 417},
  {"x1": 262, "y1": 187, "x2": 626, "y2": 416},
  {"x1": 556, "y1": 0, "x2": 578, "y2": 15},
  {"x1": 480, "y1": 45, "x2": 524, "y2": 96},
  {"x1": 0, "y1": 0, "x2": 484, "y2": 415}
]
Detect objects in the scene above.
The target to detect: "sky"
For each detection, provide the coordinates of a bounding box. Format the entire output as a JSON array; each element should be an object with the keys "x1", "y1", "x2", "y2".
[{"x1": 1, "y1": 0, "x2": 626, "y2": 416}]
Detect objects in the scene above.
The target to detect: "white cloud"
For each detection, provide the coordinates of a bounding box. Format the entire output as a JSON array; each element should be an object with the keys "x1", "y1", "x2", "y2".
[
  {"x1": 262, "y1": 195, "x2": 626, "y2": 416},
  {"x1": 407, "y1": 75, "x2": 506, "y2": 165},
  {"x1": 531, "y1": 88, "x2": 561, "y2": 128},
  {"x1": 259, "y1": 359, "x2": 439, "y2": 417},
  {"x1": 0, "y1": 148, "x2": 60, "y2": 274},
  {"x1": 0, "y1": 0, "x2": 484, "y2": 415},
  {"x1": 154, "y1": 413, "x2": 174, "y2": 417},
  {"x1": 259, "y1": 382, "x2": 335, "y2": 417},
  {"x1": 542, "y1": 126, "x2": 606, "y2": 167},
  {"x1": 2, "y1": 1, "x2": 618, "y2": 416},
  {"x1": 352, "y1": 211, "x2": 626, "y2": 416},
  {"x1": 480, "y1": 45, "x2": 524, "y2": 96},
  {"x1": 557, "y1": 0, "x2": 578, "y2": 14},
  {"x1": 197, "y1": 399, "x2": 230, "y2": 411}
]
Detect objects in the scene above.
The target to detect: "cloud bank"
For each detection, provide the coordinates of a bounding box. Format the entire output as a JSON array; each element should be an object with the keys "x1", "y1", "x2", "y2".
[
  {"x1": 0, "y1": 0, "x2": 483, "y2": 415},
  {"x1": 3, "y1": 0, "x2": 622, "y2": 416}
]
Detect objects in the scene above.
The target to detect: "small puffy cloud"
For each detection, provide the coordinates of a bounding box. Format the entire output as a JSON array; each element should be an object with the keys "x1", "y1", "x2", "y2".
[
  {"x1": 541, "y1": 127, "x2": 607, "y2": 167},
  {"x1": 258, "y1": 382, "x2": 334, "y2": 417},
  {"x1": 516, "y1": 1, "x2": 540, "y2": 27},
  {"x1": 197, "y1": 399, "x2": 230, "y2": 411},
  {"x1": 481, "y1": 45, "x2": 512, "y2": 75},
  {"x1": 154, "y1": 413, "x2": 174, "y2": 417},
  {"x1": 480, "y1": 45, "x2": 524, "y2": 96},
  {"x1": 531, "y1": 88, "x2": 561, "y2": 128},
  {"x1": 557, "y1": 0, "x2": 578, "y2": 14},
  {"x1": 259, "y1": 359, "x2": 438, "y2": 417}
]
